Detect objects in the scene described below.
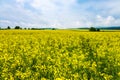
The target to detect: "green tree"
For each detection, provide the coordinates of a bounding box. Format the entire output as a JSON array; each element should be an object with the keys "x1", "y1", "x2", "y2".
[
  {"x1": 89, "y1": 27, "x2": 96, "y2": 31},
  {"x1": 7, "y1": 26, "x2": 11, "y2": 29},
  {"x1": 96, "y1": 28, "x2": 100, "y2": 31},
  {"x1": 89, "y1": 27, "x2": 100, "y2": 32},
  {"x1": 24, "y1": 28, "x2": 27, "y2": 30},
  {"x1": 15, "y1": 26, "x2": 22, "y2": 29}
]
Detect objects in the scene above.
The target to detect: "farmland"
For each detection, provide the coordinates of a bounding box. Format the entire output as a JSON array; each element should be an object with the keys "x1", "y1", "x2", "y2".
[{"x1": 0, "y1": 30, "x2": 120, "y2": 80}]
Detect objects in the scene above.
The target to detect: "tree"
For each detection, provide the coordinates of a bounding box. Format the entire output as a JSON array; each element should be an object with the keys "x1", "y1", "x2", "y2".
[
  {"x1": 52, "y1": 28, "x2": 56, "y2": 30},
  {"x1": 89, "y1": 27, "x2": 96, "y2": 31},
  {"x1": 24, "y1": 28, "x2": 27, "y2": 30},
  {"x1": 15, "y1": 26, "x2": 21, "y2": 29},
  {"x1": 7, "y1": 26, "x2": 11, "y2": 29},
  {"x1": 28, "y1": 28, "x2": 31, "y2": 30},
  {"x1": 89, "y1": 27, "x2": 100, "y2": 32},
  {"x1": 96, "y1": 28, "x2": 100, "y2": 31}
]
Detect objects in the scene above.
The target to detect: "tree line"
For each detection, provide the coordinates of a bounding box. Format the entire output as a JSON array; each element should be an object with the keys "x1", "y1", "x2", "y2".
[
  {"x1": 0, "y1": 26, "x2": 22, "y2": 30},
  {"x1": 0, "y1": 26, "x2": 57, "y2": 30},
  {"x1": 89, "y1": 27, "x2": 100, "y2": 31},
  {"x1": 0, "y1": 26, "x2": 100, "y2": 31}
]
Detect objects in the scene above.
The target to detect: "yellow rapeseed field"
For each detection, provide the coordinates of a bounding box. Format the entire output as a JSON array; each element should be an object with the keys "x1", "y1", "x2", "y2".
[{"x1": 0, "y1": 30, "x2": 120, "y2": 80}]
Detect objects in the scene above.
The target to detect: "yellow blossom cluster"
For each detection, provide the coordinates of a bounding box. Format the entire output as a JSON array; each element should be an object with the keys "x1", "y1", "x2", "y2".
[{"x1": 0, "y1": 30, "x2": 120, "y2": 80}]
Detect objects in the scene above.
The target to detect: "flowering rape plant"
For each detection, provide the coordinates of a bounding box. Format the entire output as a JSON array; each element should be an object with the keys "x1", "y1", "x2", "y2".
[{"x1": 0, "y1": 30, "x2": 120, "y2": 80}]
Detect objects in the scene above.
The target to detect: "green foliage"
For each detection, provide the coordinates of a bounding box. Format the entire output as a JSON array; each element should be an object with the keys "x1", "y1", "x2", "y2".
[
  {"x1": 24, "y1": 28, "x2": 27, "y2": 30},
  {"x1": 89, "y1": 27, "x2": 100, "y2": 32},
  {"x1": 7, "y1": 26, "x2": 11, "y2": 29},
  {"x1": 96, "y1": 28, "x2": 100, "y2": 31},
  {"x1": 30, "y1": 28, "x2": 57, "y2": 30},
  {"x1": 15, "y1": 26, "x2": 22, "y2": 29}
]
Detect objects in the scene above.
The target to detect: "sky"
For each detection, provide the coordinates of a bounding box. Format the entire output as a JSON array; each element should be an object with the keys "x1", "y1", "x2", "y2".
[{"x1": 0, "y1": 0, "x2": 120, "y2": 28}]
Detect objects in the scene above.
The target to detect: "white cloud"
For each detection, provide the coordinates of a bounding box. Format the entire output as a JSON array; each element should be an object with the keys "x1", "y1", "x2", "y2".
[
  {"x1": 0, "y1": 0, "x2": 120, "y2": 28},
  {"x1": 31, "y1": 0, "x2": 56, "y2": 11},
  {"x1": 105, "y1": 16, "x2": 115, "y2": 25},
  {"x1": 95, "y1": 15, "x2": 120, "y2": 26},
  {"x1": 31, "y1": 0, "x2": 76, "y2": 8},
  {"x1": 16, "y1": 0, "x2": 24, "y2": 3},
  {"x1": 0, "y1": 20, "x2": 11, "y2": 23},
  {"x1": 30, "y1": 0, "x2": 76, "y2": 14}
]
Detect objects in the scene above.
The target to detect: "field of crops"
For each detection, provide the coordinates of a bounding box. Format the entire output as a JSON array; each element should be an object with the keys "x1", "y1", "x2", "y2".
[{"x1": 0, "y1": 30, "x2": 120, "y2": 80}]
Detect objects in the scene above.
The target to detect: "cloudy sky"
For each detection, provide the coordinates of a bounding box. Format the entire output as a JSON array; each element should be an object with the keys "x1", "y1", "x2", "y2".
[{"x1": 0, "y1": 0, "x2": 120, "y2": 28}]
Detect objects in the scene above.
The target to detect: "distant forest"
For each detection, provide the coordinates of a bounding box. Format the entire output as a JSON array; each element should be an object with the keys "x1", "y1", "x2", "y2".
[
  {"x1": 0, "y1": 26, "x2": 120, "y2": 30},
  {"x1": 0, "y1": 26, "x2": 57, "y2": 30},
  {"x1": 77, "y1": 26, "x2": 120, "y2": 30}
]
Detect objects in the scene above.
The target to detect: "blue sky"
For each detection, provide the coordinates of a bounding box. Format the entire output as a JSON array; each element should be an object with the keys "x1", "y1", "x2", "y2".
[{"x1": 0, "y1": 0, "x2": 120, "y2": 28}]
